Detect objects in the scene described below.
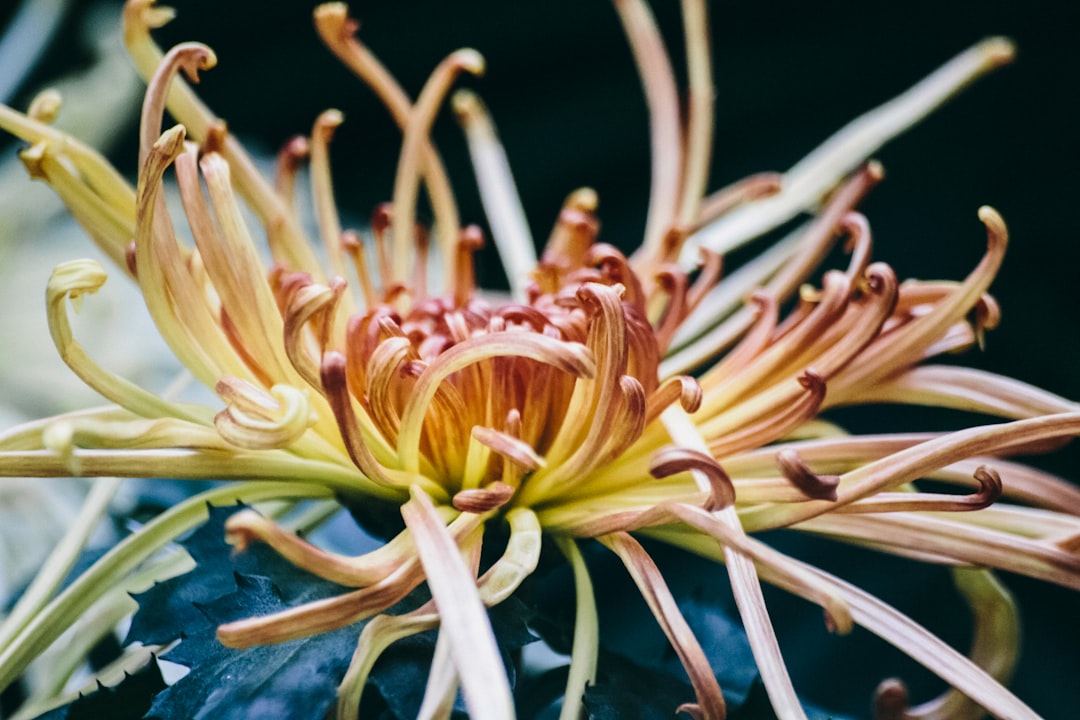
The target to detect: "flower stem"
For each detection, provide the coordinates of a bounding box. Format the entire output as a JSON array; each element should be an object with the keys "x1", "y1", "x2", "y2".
[{"x1": 555, "y1": 536, "x2": 599, "y2": 720}]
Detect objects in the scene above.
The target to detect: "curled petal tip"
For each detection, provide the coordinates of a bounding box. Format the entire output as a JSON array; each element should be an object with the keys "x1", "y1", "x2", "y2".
[
  {"x1": 49, "y1": 259, "x2": 109, "y2": 298},
  {"x1": 971, "y1": 465, "x2": 1004, "y2": 508},
  {"x1": 452, "y1": 482, "x2": 516, "y2": 513},
  {"x1": 777, "y1": 449, "x2": 839, "y2": 502},
  {"x1": 319, "y1": 351, "x2": 351, "y2": 398},
  {"x1": 873, "y1": 678, "x2": 909, "y2": 720},
  {"x1": 471, "y1": 425, "x2": 545, "y2": 472},
  {"x1": 18, "y1": 142, "x2": 48, "y2": 179},
  {"x1": 214, "y1": 383, "x2": 314, "y2": 450},
  {"x1": 450, "y1": 87, "x2": 481, "y2": 117},
  {"x1": 979, "y1": 36, "x2": 1017, "y2": 66},
  {"x1": 223, "y1": 509, "x2": 265, "y2": 552},
  {"x1": 865, "y1": 159, "x2": 886, "y2": 182},
  {"x1": 153, "y1": 124, "x2": 188, "y2": 156},
  {"x1": 460, "y1": 224, "x2": 485, "y2": 250},
  {"x1": 371, "y1": 203, "x2": 392, "y2": 233},
  {"x1": 283, "y1": 135, "x2": 310, "y2": 160},
  {"x1": 175, "y1": 42, "x2": 218, "y2": 82},
  {"x1": 202, "y1": 120, "x2": 228, "y2": 154},
  {"x1": 125, "y1": 0, "x2": 176, "y2": 31},
  {"x1": 315, "y1": 1, "x2": 348, "y2": 15},
  {"x1": 679, "y1": 377, "x2": 704, "y2": 414},
  {"x1": 797, "y1": 369, "x2": 825, "y2": 392},
  {"x1": 978, "y1": 205, "x2": 1007, "y2": 241},
  {"x1": 675, "y1": 703, "x2": 706, "y2": 720},
  {"x1": 451, "y1": 48, "x2": 487, "y2": 77},
  {"x1": 28, "y1": 89, "x2": 63, "y2": 123},
  {"x1": 748, "y1": 289, "x2": 771, "y2": 308},
  {"x1": 315, "y1": 108, "x2": 345, "y2": 132},
  {"x1": 974, "y1": 294, "x2": 1001, "y2": 332},
  {"x1": 650, "y1": 447, "x2": 735, "y2": 511},
  {"x1": 313, "y1": 1, "x2": 352, "y2": 32},
  {"x1": 567, "y1": 187, "x2": 599, "y2": 212},
  {"x1": 823, "y1": 607, "x2": 850, "y2": 636},
  {"x1": 863, "y1": 263, "x2": 898, "y2": 296},
  {"x1": 576, "y1": 281, "x2": 626, "y2": 309}
]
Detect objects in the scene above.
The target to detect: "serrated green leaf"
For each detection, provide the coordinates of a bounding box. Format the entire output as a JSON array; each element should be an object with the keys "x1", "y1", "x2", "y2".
[
  {"x1": 125, "y1": 503, "x2": 245, "y2": 646},
  {"x1": 133, "y1": 505, "x2": 360, "y2": 720},
  {"x1": 32, "y1": 658, "x2": 166, "y2": 720},
  {"x1": 128, "y1": 504, "x2": 537, "y2": 719}
]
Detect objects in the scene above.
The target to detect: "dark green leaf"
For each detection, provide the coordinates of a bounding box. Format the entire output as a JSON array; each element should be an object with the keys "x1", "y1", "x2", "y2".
[
  {"x1": 365, "y1": 596, "x2": 536, "y2": 719},
  {"x1": 727, "y1": 677, "x2": 855, "y2": 720},
  {"x1": 32, "y1": 658, "x2": 166, "y2": 720},
  {"x1": 133, "y1": 505, "x2": 359, "y2": 720},
  {"x1": 514, "y1": 665, "x2": 568, "y2": 720},
  {"x1": 125, "y1": 504, "x2": 245, "y2": 646},
  {"x1": 583, "y1": 650, "x2": 698, "y2": 720},
  {"x1": 523, "y1": 539, "x2": 857, "y2": 720},
  {"x1": 128, "y1": 504, "x2": 537, "y2": 720}
]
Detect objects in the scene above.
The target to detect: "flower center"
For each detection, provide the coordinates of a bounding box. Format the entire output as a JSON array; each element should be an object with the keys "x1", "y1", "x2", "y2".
[{"x1": 272, "y1": 192, "x2": 704, "y2": 513}]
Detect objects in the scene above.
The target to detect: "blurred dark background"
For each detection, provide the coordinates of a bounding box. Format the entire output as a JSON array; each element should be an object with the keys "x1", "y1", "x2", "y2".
[
  {"x1": 2, "y1": 0, "x2": 1078, "y2": 717},
  {"x1": 6, "y1": 0, "x2": 1077, "y2": 402},
  {"x1": 52, "y1": 0, "x2": 1074, "y2": 412}
]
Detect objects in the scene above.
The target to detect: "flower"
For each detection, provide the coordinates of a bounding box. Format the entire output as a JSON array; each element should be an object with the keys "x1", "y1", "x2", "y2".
[{"x1": 1, "y1": 0, "x2": 1079, "y2": 718}]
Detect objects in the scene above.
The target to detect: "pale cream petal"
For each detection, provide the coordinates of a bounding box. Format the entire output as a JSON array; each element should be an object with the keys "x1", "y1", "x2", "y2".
[
  {"x1": 683, "y1": 38, "x2": 1014, "y2": 262},
  {"x1": 390, "y1": 49, "x2": 484, "y2": 283},
  {"x1": 452, "y1": 90, "x2": 536, "y2": 301},
  {"x1": 674, "y1": 0, "x2": 714, "y2": 231},
  {"x1": 400, "y1": 488, "x2": 515, "y2": 720},
  {"x1": 612, "y1": 0, "x2": 682, "y2": 263},
  {"x1": 335, "y1": 601, "x2": 439, "y2": 720},
  {"x1": 313, "y1": 2, "x2": 462, "y2": 277},
  {"x1": 662, "y1": 407, "x2": 806, "y2": 719}
]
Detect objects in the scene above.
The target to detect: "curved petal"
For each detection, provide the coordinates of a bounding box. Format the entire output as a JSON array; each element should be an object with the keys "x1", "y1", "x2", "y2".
[{"x1": 400, "y1": 488, "x2": 514, "y2": 720}]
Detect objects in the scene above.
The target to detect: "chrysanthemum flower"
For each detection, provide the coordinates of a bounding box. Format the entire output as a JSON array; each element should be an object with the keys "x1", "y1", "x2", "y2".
[{"x1": 1, "y1": 1, "x2": 1079, "y2": 718}]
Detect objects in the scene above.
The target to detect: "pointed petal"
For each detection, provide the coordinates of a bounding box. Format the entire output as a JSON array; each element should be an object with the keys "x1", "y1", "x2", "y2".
[
  {"x1": 662, "y1": 407, "x2": 806, "y2": 719},
  {"x1": 601, "y1": 532, "x2": 726, "y2": 720},
  {"x1": 684, "y1": 38, "x2": 1014, "y2": 261},
  {"x1": 452, "y1": 89, "x2": 536, "y2": 301},
  {"x1": 390, "y1": 49, "x2": 484, "y2": 282},
  {"x1": 401, "y1": 489, "x2": 514, "y2": 720}
]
